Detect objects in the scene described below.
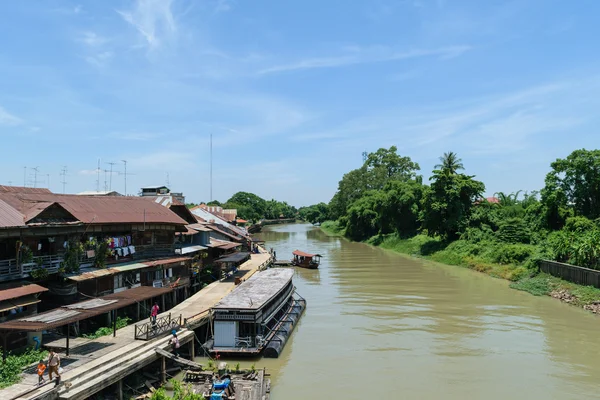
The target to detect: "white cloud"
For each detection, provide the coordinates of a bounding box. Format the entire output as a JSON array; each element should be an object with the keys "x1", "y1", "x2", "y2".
[
  {"x1": 85, "y1": 51, "x2": 113, "y2": 68},
  {"x1": 214, "y1": 0, "x2": 232, "y2": 13},
  {"x1": 0, "y1": 106, "x2": 22, "y2": 125},
  {"x1": 117, "y1": 0, "x2": 176, "y2": 49},
  {"x1": 79, "y1": 32, "x2": 108, "y2": 47},
  {"x1": 257, "y1": 45, "x2": 471, "y2": 74}
]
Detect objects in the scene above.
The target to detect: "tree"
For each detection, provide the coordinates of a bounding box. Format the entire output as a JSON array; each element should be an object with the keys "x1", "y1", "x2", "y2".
[
  {"x1": 328, "y1": 147, "x2": 419, "y2": 219},
  {"x1": 544, "y1": 149, "x2": 600, "y2": 221},
  {"x1": 435, "y1": 152, "x2": 464, "y2": 175},
  {"x1": 226, "y1": 192, "x2": 267, "y2": 222},
  {"x1": 421, "y1": 153, "x2": 485, "y2": 239}
]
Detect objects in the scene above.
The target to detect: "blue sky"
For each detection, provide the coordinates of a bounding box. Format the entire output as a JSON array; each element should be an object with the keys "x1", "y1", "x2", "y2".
[{"x1": 1, "y1": 0, "x2": 599, "y2": 206}]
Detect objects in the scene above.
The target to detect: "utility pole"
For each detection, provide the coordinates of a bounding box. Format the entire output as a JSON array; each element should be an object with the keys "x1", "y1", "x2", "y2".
[
  {"x1": 210, "y1": 133, "x2": 213, "y2": 201},
  {"x1": 106, "y1": 162, "x2": 117, "y2": 191},
  {"x1": 60, "y1": 166, "x2": 68, "y2": 194}
]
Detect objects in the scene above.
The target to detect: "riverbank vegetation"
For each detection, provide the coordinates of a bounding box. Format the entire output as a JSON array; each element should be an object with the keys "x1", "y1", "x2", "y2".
[
  {"x1": 0, "y1": 348, "x2": 48, "y2": 388},
  {"x1": 187, "y1": 191, "x2": 297, "y2": 223},
  {"x1": 303, "y1": 146, "x2": 600, "y2": 312}
]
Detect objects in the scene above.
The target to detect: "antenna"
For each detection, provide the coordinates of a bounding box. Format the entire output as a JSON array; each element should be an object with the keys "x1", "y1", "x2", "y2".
[
  {"x1": 122, "y1": 160, "x2": 127, "y2": 195},
  {"x1": 103, "y1": 169, "x2": 110, "y2": 192},
  {"x1": 23, "y1": 167, "x2": 27, "y2": 187},
  {"x1": 96, "y1": 158, "x2": 101, "y2": 192},
  {"x1": 60, "y1": 166, "x2": 68, "y2": 194},
  {"x1": 166, "y1": 172, "x2": 170, "y2": 187},
  {"x1": 106, "y1": 162, "x2": 117, "y2": 191},
  {"x1": 210, "y1": 133, "x2": 213, "y2": 201},
  {"x1": 32, "y1": 167, "x2": 40, "y2": 188}
]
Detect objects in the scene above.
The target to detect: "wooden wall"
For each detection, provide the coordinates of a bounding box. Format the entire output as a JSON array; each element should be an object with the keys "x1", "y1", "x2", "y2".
[{"x1": 540, "y1": 260, "x2": 600, "y2": 288}]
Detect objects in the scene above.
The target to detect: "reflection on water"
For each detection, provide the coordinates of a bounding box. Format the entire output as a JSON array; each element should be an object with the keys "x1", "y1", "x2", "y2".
[{"x1": 199, "y1": 223, "x2": 600, "y2": 400}]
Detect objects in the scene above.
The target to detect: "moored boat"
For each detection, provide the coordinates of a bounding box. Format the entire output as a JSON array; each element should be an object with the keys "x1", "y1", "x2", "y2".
[{"x1": 292, "y1": 250, "x2": 321, "y2": 269}]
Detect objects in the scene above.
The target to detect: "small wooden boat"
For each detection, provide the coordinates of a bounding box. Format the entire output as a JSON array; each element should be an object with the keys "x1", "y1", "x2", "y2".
[{"x1": 292, "y1": 250, "x2": 321, "y2": 269}]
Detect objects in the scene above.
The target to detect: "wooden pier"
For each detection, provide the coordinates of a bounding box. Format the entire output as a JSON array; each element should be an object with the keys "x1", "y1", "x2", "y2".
[{"x1": 3, "y1": 251, "x2": 273, "y2": 400}]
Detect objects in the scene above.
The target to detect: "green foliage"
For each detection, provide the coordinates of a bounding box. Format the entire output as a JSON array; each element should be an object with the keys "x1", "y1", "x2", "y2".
[
  {"x1": 298, "y1": 203, "x2": 329, "y2": 224},
  {"x1": 421, "y1": 154, "x2": 485, "y2": 239},
  {"x1": 62, "y1": 239, "x2": 84, "y2": 274},
  {"x1": 495, "y1": 217, "x2": 530, "y2": 244},
  {"x1": 19, "y1": 244, "x2": 33, "y2": 265},
  {"x1": 564, "y1": 216, "x2": 596, "y2": 233},
  {"x1": 320, "y1": 220, "x2": 345, "y2": 236},
  {"x1": 82, "y1": 316, "x2": 131, "y2": 339},
  {"x1": 0, "y1": 348, "x2": 48, "y2": 389},
  {"x1": 546, "y1": 149, "x2": 600, "y2": 220},
  {"x1": 30, "y1": 266, "x2": 49, "y2": 280},
  {"x1": 222, "y1": 192, "x2": 296, "y2": 222}
]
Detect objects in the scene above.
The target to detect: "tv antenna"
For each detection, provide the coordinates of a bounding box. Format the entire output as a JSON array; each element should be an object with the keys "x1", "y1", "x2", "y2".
[
  {"x1": 118, "y1": 161, "x2": 136, "y2": 196},
  {"x1": 166, "y1": 172, "x2": 170, "y2": 187},
  {"x1": 23, "y1": 166, "x2": 27, "y2": 187},
  {"x1": 60, "y1": 166, "x2": 68, "y2": 194},
  {"x1": 106, "y1": 162, "x2": 117, "y2": 191},
  {"x1": 31, "y1": 166, "x2": 40, "y2": 188},
  {"x1": 210, "y1": 133, "x2": 213, "y2": 201},
  {"x1": 95, "y1": 159, "x2": 101, "y2": 192}
]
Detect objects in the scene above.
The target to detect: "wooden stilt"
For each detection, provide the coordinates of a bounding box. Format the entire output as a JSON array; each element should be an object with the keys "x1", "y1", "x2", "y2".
[
  {"x1": 66, "y1": 324, "x2": 70, "y2": 356},
  {"x1": 161, "y1": 356, "x2": 166, "y2": 384},
  {"x1": 117, "y1": 379, "x2": 123, "y2": 400}
]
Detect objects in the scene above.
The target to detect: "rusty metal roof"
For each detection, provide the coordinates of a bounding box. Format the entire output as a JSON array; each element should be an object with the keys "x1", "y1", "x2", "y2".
[
  {"x1": 0, "y1": 186, "x2": 52, "y2": 194},
  {"x1": 0, "y1": 191, "x2": 188, "y2": 228},
  {"x1": 293, "y1": 250, "x2": 321, "y2": 258},
  {"x1": 208, "y1": 238, "x2": 242, "y2": 250},
  {"x1": 0, "y1": 285, "x2": 173, "y2": 331},
  {"x1": 0, "y1": 284, "x2": 48, "y2": 302},
  {"x1": 68, "y1": 257, "x2": 191, "y2": 282},
  {"x1": 208, "y1": 225, "x2": 243, "y2": 242},
  {"x1": 0, "y1": 199, "x2": 26, "y2": 227}
]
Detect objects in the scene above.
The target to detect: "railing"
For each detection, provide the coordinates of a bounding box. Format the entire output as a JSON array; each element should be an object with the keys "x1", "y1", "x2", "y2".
[
  {"x1": 0, "y1": 255, "x2": 63, "y2": 280},
  {"x1": 540, "y1": 260, "x2": 600, "y2": 288},
  {"x1": 134, "y1": 313, "x2": 182, "y2": 341}
]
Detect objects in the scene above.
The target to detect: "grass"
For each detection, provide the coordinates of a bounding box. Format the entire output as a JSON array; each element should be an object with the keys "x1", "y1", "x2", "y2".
[
  {"x1": 325, "y1": 226, "x2": 600, "y2": 313},
  {"x1": 320, "y1": 220, "x2": 345, "y2": 236}
]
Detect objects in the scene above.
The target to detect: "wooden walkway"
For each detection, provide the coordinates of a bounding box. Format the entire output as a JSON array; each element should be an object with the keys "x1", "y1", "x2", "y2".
[{"x1": 3, "y1": 251, "x2": 272, "y2": 400}]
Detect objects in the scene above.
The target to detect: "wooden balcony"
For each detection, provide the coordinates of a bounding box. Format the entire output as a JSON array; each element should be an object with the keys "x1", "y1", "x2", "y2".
[{"x1": 0, "y1": 254, "x2": 63, "y2": 282}]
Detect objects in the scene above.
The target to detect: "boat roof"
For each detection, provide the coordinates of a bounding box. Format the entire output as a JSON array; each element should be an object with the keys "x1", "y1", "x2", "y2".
[
  {"x1": 293, "y1": 249, "x2": 321, "y2": 258},
  {"x1": 213, "y1": 269, "x2": 294, "y2": 311}
]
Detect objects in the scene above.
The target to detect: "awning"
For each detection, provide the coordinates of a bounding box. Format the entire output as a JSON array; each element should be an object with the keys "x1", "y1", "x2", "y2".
[
  {"x1": 292, "y1": 250, "x2": 322, "y2": 258},
  {"x1": 0, "y1": 285, "x2": 173, "y2": 332},
  {"x1": 0, "y1": 284, "x2": 48, "y2": 302},
  {"x1": 68, "y1": 257, "x2": 192, "y2": 282},
  {"x1": 215, "y1": 252, "x2": 250, "y2": 263},
  {"x1": 175, "y1": 245, "x2": 207, "y2": 255}
]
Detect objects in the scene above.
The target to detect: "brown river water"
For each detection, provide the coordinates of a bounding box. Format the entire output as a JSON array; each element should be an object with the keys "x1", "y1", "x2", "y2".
[{"x1": 198, "y1": 223, "x2": 600, "y2": 399}]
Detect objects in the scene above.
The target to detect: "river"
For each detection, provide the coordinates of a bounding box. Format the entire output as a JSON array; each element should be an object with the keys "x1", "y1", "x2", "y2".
[{"x1": 205, "y1": 223, "x2": 600, "y2": 399}]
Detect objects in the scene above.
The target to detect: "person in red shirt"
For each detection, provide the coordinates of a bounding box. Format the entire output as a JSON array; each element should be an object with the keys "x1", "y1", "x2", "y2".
[
  {"x1": 37, "y1": 360, "x2": 46, "y2": 385},
  {"x1": 150, "y1": 302, "x2": 159, "y2": 324}
]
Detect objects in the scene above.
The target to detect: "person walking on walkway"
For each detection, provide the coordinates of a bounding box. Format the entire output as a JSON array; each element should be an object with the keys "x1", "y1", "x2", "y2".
[
  {"x1": 36, "y1": 359, "x2": 46, "y2": 385},
  {"x1": 150, "y1": 302, "x2": 159, "y2": 324},
  {"x1": 170, "y1": 332, "x2": 180, "y2": 357},
  {"x1": 48, "y1": 350, "x2": 61, "y2": 386}
]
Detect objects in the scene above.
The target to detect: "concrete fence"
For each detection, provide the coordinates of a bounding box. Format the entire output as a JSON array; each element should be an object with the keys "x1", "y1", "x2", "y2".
[{"x1": 540, "y1": 260, "x2": 600, "y2": 288}]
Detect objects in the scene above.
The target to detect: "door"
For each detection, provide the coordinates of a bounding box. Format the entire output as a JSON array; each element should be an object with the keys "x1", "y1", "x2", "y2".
[{"x1": 214, "y1": 321, "x2": 237, "y2": 347}]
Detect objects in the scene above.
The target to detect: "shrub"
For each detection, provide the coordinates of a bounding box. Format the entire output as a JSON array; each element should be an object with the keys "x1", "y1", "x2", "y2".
[
  {"x1": 0, "y1": 348, "x2": 48, "y2": 388},
  {"x1": 495, "y1": 217, "x2": 530, "y2": 244}
]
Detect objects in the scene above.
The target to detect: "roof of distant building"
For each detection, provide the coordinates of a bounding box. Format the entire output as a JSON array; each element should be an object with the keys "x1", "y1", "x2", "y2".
[
  {"x1": 77, "y1": 191, "x2": 122, "y2": 196},
  {"x1": 0, "y1": 188, "x2": 188, "y2": 229}
]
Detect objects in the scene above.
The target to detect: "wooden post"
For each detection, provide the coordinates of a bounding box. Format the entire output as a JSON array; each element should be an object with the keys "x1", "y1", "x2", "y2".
[
  {"x1": 113, "y1": 310, "x2": 117, "y2": 337},
  {"x1": 117, "y1": 379, "x2": 123, "y2": 400},
  {"x1": 190, "y1": 336, "x2": 195, "y2": 360},
  {"x1": 161, "y1": 356, "x2": 166, "y2": 384},
  {"x1": 66, "y1": 324, "x2": 70, "y2": 356}
]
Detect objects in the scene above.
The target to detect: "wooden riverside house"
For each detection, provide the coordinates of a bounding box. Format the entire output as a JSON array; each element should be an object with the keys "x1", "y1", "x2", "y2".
[{"x1": 205, "y1": 268, "x2": 305, "y2": 358}]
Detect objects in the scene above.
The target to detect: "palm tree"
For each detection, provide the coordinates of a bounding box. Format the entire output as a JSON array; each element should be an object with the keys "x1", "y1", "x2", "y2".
[{"x1": 435, "y1": 152, "x2": 464, "y2": 174}]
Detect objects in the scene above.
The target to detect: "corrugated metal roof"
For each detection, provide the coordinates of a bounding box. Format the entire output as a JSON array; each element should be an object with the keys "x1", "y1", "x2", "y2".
[
  {"x1": 0, "y1": 186, "x2": 52, "y2": 194},
  {"x1": 68, "y1": 257, "x2": 192, "y2": 282},
  {"x1": 0, "y1": 191, "x2": 188, "y2": 228},
  {"x1": 188, "y1": 223, "x2": 213, "y2": 232},
  {"x1": 0, "y1": 284, "x2": 48, "y2": 302},
  {"x1": 0, "y1": 285, "x2": 174, "y2": 331},
  {"x1": 175, "y1": 245, "x2": 207, "y2": 255},
  {"x1": 0, "y1": 199, "x2": 25, "y2": 227},
  {"x1": 190, "y1": 208, "x2": 248, "y2": 237},
  {"x1": 209, "y1": 225, "x2": 243, "y2": 242}
]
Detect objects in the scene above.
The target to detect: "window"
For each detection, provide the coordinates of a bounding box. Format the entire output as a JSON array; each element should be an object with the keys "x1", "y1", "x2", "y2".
[{"x1": 114, "y1": 274, "x2": 124, "y2": 289}]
